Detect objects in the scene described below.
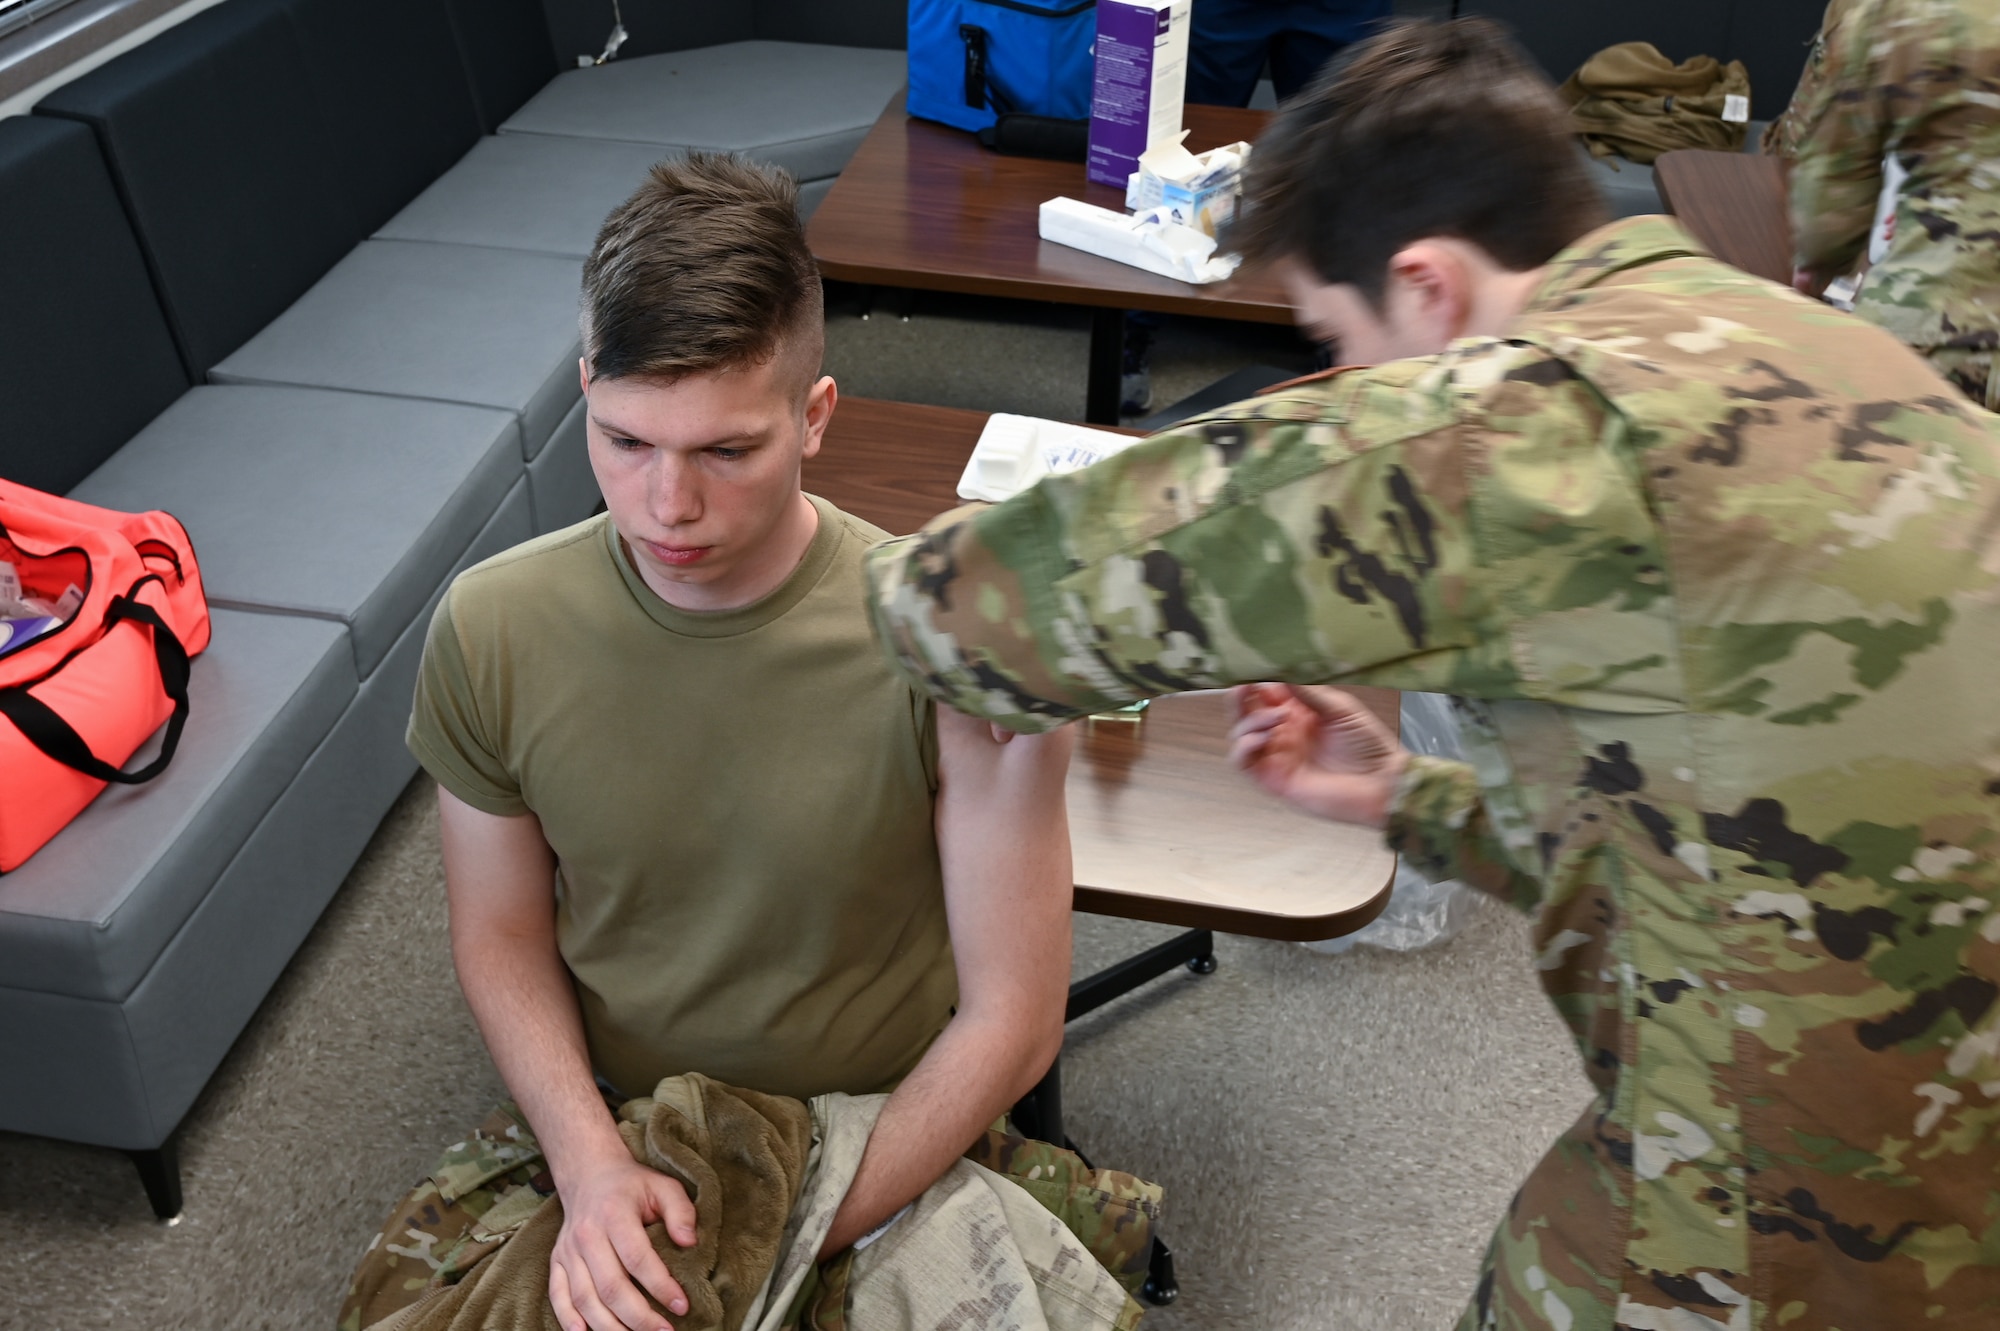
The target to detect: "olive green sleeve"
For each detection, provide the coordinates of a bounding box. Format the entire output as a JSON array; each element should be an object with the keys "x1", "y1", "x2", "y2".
[{"x1": 406, "y1": 583, "x2": 529, "y2": 817}]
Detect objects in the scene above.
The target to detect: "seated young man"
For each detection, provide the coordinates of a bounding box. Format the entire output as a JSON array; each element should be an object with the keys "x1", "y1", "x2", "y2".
[{"x1": 344, "y1": 154, "x2": 1074, "y2": 1331}]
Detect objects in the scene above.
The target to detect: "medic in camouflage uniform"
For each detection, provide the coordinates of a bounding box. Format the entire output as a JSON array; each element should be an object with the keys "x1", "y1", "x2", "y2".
[
  {"x1": 1767, "y1": 0, "x2": 2000, "y2": 409},
  {"x1": 865, "y1": 19, "x2": 2000, "y2": 1331}
]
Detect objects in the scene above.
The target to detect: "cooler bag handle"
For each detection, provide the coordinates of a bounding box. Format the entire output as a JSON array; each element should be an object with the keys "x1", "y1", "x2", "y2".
[{"x1": 0, "y1": 595, "x2": 192, "y2": 785}]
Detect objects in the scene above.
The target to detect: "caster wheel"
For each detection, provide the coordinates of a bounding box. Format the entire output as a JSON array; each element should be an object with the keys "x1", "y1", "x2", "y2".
[{"x1": 1186, "y1": 954, "x2": 1217, "y2": 975}]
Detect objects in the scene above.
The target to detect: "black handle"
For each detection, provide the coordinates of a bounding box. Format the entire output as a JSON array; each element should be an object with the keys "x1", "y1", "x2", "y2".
[
  {"x1": 978, "y1": 113, "x2": 1089, "y2": 161},
  {"x1": 0, "y1": 596, "x2": 191, "y2": 785}
]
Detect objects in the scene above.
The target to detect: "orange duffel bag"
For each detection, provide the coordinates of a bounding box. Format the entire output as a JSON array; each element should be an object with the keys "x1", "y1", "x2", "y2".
[{"x1": 0, "y1": 479, "x2": 209, "y2": 871}]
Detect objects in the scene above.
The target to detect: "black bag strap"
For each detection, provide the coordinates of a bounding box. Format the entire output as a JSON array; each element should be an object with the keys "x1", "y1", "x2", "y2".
[
  {"x1": 0, "y1": 595, "x2": 192, "y2": 785},
  {"x1": 978, "y1": 112, "x2": 1089, "y2": 161},
  {"x1": 960, "y1": 23, "x2": 1016, "y2": 114}
]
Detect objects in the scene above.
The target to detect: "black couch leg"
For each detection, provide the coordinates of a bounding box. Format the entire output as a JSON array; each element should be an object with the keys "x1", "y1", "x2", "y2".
[{"x1": 126, "y1": 1140, "x2": 183, "y2": 1223}]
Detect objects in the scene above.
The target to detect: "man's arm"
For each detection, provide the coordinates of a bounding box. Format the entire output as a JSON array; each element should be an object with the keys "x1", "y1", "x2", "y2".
[
  {"x1": 1785, "y1": 0, "x2": 1899, "y2": 283},
  {"x1": 438, "y1": 789, "x2": 693, "y2": 1331},
  {"x1": 817, "y1": 706, "x2": 1074, "y2": 1256},
  {"x1": 864, "y1": 363, "x2": 1509, "y2": 733}
]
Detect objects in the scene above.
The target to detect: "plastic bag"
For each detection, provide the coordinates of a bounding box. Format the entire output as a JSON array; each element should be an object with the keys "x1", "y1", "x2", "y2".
[{"x1": 1306, "y1": 692, "x2": 1479, "y2": 954}]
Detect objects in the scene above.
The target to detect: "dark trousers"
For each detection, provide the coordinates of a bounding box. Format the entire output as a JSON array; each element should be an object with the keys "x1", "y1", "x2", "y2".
[{"x1": 1187, "y1": 0, "x2": 1395, "y2": 106}]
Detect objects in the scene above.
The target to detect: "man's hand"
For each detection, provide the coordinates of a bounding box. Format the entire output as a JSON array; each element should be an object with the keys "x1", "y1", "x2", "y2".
[
  {"x1": 1228, "y1": 683, "x2": 1409, "y2": 829},
  {"x1": 547, "y1": 1150, "x2": 696, "y2": 1331}
]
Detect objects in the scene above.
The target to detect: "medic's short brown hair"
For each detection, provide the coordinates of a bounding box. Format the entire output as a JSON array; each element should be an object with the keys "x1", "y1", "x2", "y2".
[{"x1": 1229, "y1": 18, "x2": 1607, "y2": 304}]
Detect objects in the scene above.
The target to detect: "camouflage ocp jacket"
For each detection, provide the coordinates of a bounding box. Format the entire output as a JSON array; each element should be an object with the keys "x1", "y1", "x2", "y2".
[
  {"x1": 1771, "y1": 0, "x2": 2000, "y2": 364},
  {"x1": 865, "y1": 217, "x2": 2000, "y2": 1330}
]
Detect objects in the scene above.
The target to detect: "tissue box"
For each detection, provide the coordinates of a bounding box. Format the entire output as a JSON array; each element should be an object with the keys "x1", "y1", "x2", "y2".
[
  {"x1": 959, "y1": 414, "x2": 1143, "y2": 503},
  {"x1": 1086, "y1": 0, "x2": 1192, "y2": 188},
  {"x1": 1125, "y1": 135, "x2": 1252, "y2": 237},
  {"x1": 1038, "y1": 196, "x2": 1241, "y2": 285}
]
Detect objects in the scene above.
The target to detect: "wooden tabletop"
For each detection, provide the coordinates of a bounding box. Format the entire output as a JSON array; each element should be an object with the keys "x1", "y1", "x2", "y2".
[
  {"x1": 808, "y1": 396, "x2": 1397, "y2": 942},
  {"x1": 808, "y1": 99, "x2": 1293, "y2": 324},
  {"x1": 1654, "y1": 150, "x2": 1793, "y2": 286}
]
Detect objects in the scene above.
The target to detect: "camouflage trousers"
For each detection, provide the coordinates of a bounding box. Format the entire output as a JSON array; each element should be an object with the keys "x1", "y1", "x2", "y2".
[
  {"x1": 338, "y1": 1102, "x2": 1161, "y2": 1331},
  {"x1": 1929, "y1": 349, "x2": 2000, "y2": 411}
]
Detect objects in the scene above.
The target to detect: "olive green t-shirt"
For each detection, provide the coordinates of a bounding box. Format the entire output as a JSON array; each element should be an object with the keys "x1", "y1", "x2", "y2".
[{"x1": 407, "y1": 497, "x2": 956, "y2": 1100}]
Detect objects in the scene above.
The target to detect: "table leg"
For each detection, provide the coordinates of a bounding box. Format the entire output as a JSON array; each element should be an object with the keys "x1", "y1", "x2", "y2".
[
  {"x1": 1086, "y1": 307, "x2": 1124, "y2": 425},
  {"x1": 1066, "y1": 928, "x2": 1215, "y2": 1021}
]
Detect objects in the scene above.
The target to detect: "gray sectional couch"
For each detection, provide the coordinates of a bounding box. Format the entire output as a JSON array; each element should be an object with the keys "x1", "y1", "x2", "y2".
[{"x1": 0, "y1": 0, "x2": 904, "y2": 1217}]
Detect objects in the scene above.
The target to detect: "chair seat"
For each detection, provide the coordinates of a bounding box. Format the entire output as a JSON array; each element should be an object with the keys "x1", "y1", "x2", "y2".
[
  {"x1": 0, "y1": 608, "x2": 353, "y2": 1004},
  {"x1": 377, "y1": 134, "x2": 672, "y2": 258},
  {"x1": 1584, "y1": 152, "x2": 1663, "y2": 219},
  {"x1": 71, "y1": 385, "x2": 522, "y2": 680},
  {"x1": 208, "y1": 239, "x2": 583, "y2": 458},
  {"x1": 498, "y1": 42, "x2": 906, "y2": 183}
]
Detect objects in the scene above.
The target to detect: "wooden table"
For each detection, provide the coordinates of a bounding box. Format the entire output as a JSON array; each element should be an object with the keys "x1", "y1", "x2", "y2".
[
  {"x1": 1654, "y1": 150, "x2": 1793, "y2": 285},
  {"x1": 808, "y1": 397, "x2": 1398, "y2": 944},
  {"x1": 808, "y1": 101, "x2": 1288, "y2": 424}
]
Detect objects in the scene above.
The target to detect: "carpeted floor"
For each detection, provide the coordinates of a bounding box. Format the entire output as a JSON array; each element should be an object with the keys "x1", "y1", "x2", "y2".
[{"x1": 0, "y1": 292, "x2": 1592, "y2": 1330}]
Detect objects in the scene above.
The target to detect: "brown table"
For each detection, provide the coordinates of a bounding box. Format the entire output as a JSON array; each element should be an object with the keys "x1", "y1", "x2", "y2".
[
  {"x1": 1654, "y1": 150, "x2": 1793, "y2": 286},
  {"x1": 808, "y1": 102, "x2": 1286, "y2": 424},
  {"x1": 808, "y1": 396, "x2": 1397, "y2": 944}
]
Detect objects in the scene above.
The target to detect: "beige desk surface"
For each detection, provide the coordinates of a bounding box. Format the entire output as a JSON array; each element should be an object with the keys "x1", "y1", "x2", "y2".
[{"x1": 1067, "y1": 693, "x2": 1395, "y2": 941}]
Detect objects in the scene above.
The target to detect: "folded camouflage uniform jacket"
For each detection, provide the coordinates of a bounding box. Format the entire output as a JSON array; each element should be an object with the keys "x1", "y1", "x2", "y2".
[
  {"x1": 1559, "y1": 41, "x2": 1750, "y2": 165},
  {"x1": 342, "y1": 1076, "x2": 1159, "y2": 1331},
  {"x1": 864, "y1": 215, "x2": 2000, "y2": 1330}
]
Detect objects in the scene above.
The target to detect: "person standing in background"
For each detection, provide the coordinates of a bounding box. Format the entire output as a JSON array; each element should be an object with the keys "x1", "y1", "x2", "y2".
[
  {"x1": 1768, "y1": 0, "x2": 2000, "y2": 408},
  {"x1": 1121, "y1": 0, "x2": 1394, "y2": 416},
  {"x1": 1186, "y1": 0, "x2": 1395, "y2": 106}
]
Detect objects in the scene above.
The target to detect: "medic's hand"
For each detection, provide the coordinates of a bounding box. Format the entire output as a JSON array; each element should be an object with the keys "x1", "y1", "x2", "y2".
[
  {"x1": 1793, "y1": 266, "x2": 1836, "y2": 299},
  {"x1": 1227, "y1": 683, "x2": 1409, "y2": 830},
  {"x1": 548, "y1": 1150, "x2": 696, "y2": 1331}
]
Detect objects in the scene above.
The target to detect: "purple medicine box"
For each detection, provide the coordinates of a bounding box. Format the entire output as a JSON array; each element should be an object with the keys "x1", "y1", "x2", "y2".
[{"x1": 1086, "y1": 0, "x2": 1191, "y2": 188}]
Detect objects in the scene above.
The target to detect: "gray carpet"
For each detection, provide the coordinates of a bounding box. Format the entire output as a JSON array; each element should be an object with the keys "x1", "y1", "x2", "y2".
[{"x1": 0, "y1": 293, "x2": 1591, "y2": 1330}]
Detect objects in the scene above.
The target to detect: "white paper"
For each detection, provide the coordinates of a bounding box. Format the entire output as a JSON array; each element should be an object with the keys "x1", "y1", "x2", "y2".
[
  {"x1": 1038, "y1": 196, "x2": 1241, "y2": 285},
  {"x1": 1722, "y1": 93, "x2": 1750, "y2": 124},
  {"x1": 958, "y1": 414, "x2": 1144, "y2": 502},
  {"x1": 1868, "y1": 152, "x2": 1908, "y2": 266},
  {"x1": 53, "y1": 583, "x2": 83, "y2": 621}
]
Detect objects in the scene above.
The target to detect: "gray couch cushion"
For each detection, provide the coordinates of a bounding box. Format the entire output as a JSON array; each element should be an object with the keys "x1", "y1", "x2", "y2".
[
  {"x1": 528, "y1": 396, "x2": 598, "y2": 532},
  {"x1": 798, "y1": 176, "x2": 834, "y2": 222},
  {"x1": 0, "y1": 608, "x2": 353, "y2": 1005},
  {"x1": 377, "y1": 134, "x2": 672, "y2": 258},
  {"x1": 208, "y1": 240, "x2": 583, "y2": 457},
  {"x1": 498, "y1": 42, "x2": 905, "y2": 182},
  {"x1": 69, "y1": 386, "x2": 521, "y2": 681}
]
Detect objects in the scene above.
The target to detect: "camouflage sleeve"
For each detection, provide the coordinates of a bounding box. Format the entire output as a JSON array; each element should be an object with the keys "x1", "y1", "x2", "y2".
[
  {"x1": 863, "y1": 363, "x2": 1503, "y2": 734},
  {"x1": 1386, "y1": 755, "x2": 1541, "y2": 912},
  {"x1": 1786, "y1": 0, "x2": 1901, "y2": 275}
]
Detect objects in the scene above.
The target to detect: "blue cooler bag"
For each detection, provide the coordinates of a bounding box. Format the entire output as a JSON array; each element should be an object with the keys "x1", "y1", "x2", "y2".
[{"x1": 907, "y1": 0, "x2": 1096, "y2": 133}]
